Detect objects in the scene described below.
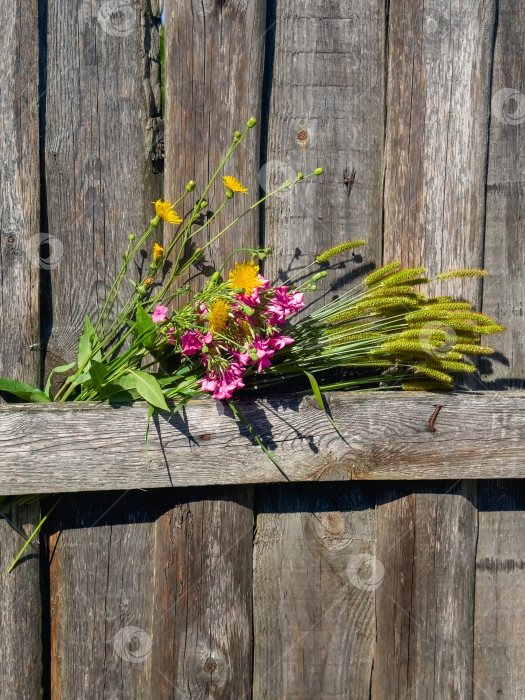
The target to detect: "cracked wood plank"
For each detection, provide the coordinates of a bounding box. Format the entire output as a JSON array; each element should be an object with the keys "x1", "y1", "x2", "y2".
[
  {"x1": 0, "y1": 392, "x2": 524, "y2": 493},
  {"x1": 0, "y1": 0, "x2": 42, "y2": 696}
]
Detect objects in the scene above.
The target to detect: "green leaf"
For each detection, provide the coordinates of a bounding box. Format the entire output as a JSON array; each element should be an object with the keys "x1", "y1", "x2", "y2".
[
  {"x1": 88, "y1": 360, "x2": 108, "y2": 394},
  {"x1": 99, "y1": 374, "x2": 139, "y2": 402},
  {"x1": 303, "y1": 370, "x2": 339, "y2": 432},
  {"x1": 145, "y1": 403, "x2": 155, "y2": 460},
  {"x1": 77, "y1": 314, "x2": 96, "y2": 369},
  {"x1": 67, "y1": 372, "x2": 91, "y2": 387},
  {"x1": 135, "y1": 304, "x2": 157, "y2": 350},
  {"x1": 0, "y1": 378, "x2": 52, "y2": 403},
  {"x1": 128, "y1": 369, "x2": 169, "y2": 411},
  {"x1": 44, "y1": 362, "x2": 76, "y2": 398}
]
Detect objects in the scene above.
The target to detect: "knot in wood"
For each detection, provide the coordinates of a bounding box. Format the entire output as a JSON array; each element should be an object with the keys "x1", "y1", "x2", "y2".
[
  {"x1": 298, "y1": 129, "x2": 308, "y2": 142},
  {"x1": 204, "y1": 656, "x2": 217, "y2": 674}
]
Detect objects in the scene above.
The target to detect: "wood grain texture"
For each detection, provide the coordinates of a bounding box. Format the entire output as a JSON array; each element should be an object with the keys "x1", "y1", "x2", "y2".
[
  {"x1": 383, "y1": 0, "x2": 496, "y2": 305},
  {"x1": 0, "y1": 392, "x2": 524, "y2": 493},
  {"x1": 262, "y1": 0, "x2": 385, "y2": 298},
  {"x1": 162, "y1": 2, "x2": 267, "y2": 694},
  {"x1": 372, "y1": 482, "x2": 478, "y2": 699},
  {"x1": 42, "y1": 1, "x2": 163, "y2": 697},
  {"x1": 474, "y1": 2, "x2": 525, "y2": 695},
  {"x1": 376, "y1": 1, "x2": 497, "y2": 695},
  {"x1": 253, "y1": 484, "x2": 377, "y2": 699},
  {"x1": 0, "y1": 0, "x2": 42, "y2": 696},
  {"x1": 254, "y1": 1, "x2": 386, "y2": 694},
  {"x1": 164, "y1": 0, "x2": 266, "y2": 277},
  {"x1": 150, "y1": 487, "x2": 254, "y2": 699}
]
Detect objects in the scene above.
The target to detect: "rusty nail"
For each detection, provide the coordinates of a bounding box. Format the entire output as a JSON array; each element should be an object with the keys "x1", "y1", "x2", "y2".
[{"x1": 428, "y1": 404, "x2": 443, "y2": 432}]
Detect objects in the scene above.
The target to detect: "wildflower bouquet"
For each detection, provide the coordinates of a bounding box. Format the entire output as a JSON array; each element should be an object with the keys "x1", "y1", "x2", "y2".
[{"x1": 0, "y1": 118, "x2": 505, "y2": 567}]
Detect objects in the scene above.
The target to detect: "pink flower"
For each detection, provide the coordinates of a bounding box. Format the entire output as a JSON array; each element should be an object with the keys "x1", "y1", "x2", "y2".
[
  {"x1": 152, "y1": 305, "x2": 169, "y2": 323},
  {"x1": 266, "y1": 287, "x2": 305, "y2": 325},
  {"x1": 252, "y1": 336, "x2": 275, "y2": 373},
  {"x1": 268, "y1": 334, "x2": 294, "y2": 350},
  {"x1": 199, "y1": 362, "x2": 246, "y2": 400},
  {"x1": 167, "y1": 327, "x2": 176, "y2": 345},
  {"x1": 181, "y1": 330, "x2": 212, "y2": 355}
]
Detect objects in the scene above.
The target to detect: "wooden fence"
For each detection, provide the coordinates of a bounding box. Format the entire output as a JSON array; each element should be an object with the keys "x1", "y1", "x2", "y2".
[{"x1": 0, "y1": 0, "x2": 523, "y2": 697}]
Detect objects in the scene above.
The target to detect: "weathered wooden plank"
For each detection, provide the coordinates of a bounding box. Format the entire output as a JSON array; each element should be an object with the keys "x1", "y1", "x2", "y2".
[
  {"x1": 161, "y1": 0, "x2": 267, "y2": 693},
  {"x1": 372, "y1": 482, "x2": 478, "y2": 698},
  {"x1": 374, "y1": 1, "x2": 497, "y2": 695},
  {"x1": 42, "y1": 1, "x2": 164, "y2": 696},
  {"x1": 254, "y1": 0, "x2": 387, "y2": 692},
  {"x1": 474, "y1": 1, "x2": 525, "y2": 695},
  {"x1": 0, "y1": 392, "x2": 524, "y2": 492},
  {"x1": 150, "y1": 487, "x2": 254, "y2": 698},
  {"x1": 253, "y1": 484, "x2": 377, "y2": 699},
  {"x1": 0, "y1": 0, "x2": 42, "y2": 696}
]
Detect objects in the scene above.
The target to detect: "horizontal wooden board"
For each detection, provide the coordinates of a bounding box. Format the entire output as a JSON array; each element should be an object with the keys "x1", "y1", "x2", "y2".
[{"x1": 0, "y1": 392, "x2": 523, "y2": 493}]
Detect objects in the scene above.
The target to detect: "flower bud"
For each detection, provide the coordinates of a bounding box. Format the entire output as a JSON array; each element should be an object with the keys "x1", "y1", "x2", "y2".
[
  {"x1": 314, "y1": 167, "x2": 324, "y2": 176},
  {"x1": 186, "y1": 180, "x2": 196, "y2": 192},
  {"x1": 311, "y1": 271, "x2": 328, "y2": 282},
  {"x1": 199, "y1": 200, "x2": 207, "y2": 209},
  {"x1": 297, "y1": 172, "x2": 304, "y2": 180},
  {"x1": 308, "y1": 284, "x2": 317, "y2": 291},
  {"x1": 234, "y1": 131, "x2": 242, "y2": 139},
  {"x1": 129, "y1": 234, "x2": 136, "y2": 241},
  {"x1": 226, "y1": 189, "x2": 234, "y2": 199},
  {"x1": 210, "y1": 271, "x2": 220, "y2": 284},
  {"x1": 247, "y1": 117, "x2": 257, "y2": 128}
]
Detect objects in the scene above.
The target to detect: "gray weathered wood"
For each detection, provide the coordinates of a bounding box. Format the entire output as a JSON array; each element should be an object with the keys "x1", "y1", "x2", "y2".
[
  {"x1": 373, "y1": 2, "x2": 497, "y2": 696},
  {"x1": 0, "y1": 0, "x2": 42, "y2": 696},
  {"x1": 253, "y1": 1, "x2": 387, "y2": 694},
  {"x1": 150, "y1": 487, "x2": 254, "y2": 698},
  {"x1": 474, "y1": 1, "x2": 525, "y2": 695},
  {"x1": 372, "y1": 482, "x2": 478, "y2": 698},
  {"x1": 0, "y1": 392, "x2": 524, "y2": 493},
  {"x1": 253, "y1": 484, "x2": 377, "y2": 699},
  {"x1": 42, "y1": 1, "x2": 163, "y2": 696},
  {"x1": 161, "y1": 1, "x2": 267, "y2": 694}
]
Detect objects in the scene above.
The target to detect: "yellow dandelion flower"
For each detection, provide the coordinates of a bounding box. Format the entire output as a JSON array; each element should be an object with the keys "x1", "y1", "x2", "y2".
[
  {"x1": 153, "y1": 243, "x2": 164, "y2": 262},
  {"x1": 228, "y1": 260, "x2": 263, "y2": 294},
  {"x1": 208, "y1": 299, "x2": 230, "y2": 334},
  {"x1": 154, "y1": 199, "x2": 182, "y2": 225},
  {"x1": 223, "y1": 175, "x2": 248, "y2": 193}
]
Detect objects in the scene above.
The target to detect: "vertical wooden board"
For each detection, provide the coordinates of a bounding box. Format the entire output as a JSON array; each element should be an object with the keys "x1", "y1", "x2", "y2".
[
  {"x1": 43, "y1": 0, "x2": 164, "y2": 696},
  {"x1": 164, "y1": 0, "x2": 266, "y2": 274},
  {"x1": 383, "y1": 0, "x2": 496, "y2": 304},
  {"x1": 474, "y1": 2, "x2": 525, "y2": 696},
  {"x1": 42, "y1": 0, "x2": 163, "y2": 367},
  {"x1": 372, "y1": 482, "x2": 478, "y2": 699},
  {"x1": 150, "y1": 487, "x2": 254, "y2": 698},
  {"x1": 48, "y1": 493, "x2": 159, "y2": 699},
  {"x1": 253, "y1": 484, "x2": 377, "y2": 699},
  {"x1": 375, "y1": 1, "x2": 495, "y2": 694},
  {"x1": 262, "y1": 0, "x2": 385, "y2": 297},
  {"x1": 0, "y1": 0, "x2": 42, "y2": 696},
  {"x1": 253, "y1": 1, "x2": 386, "y2": 696},
  {"x1": 161, "y1": 1, "x2": 267, "y2": 692},
  {"x1": 474, "y1": 482, "x2": 525, "y2": 698}
]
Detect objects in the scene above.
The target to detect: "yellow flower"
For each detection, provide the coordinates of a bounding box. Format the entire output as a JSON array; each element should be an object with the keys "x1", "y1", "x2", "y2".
[
  {"x1": 208, "y1": 299, "x2": 230, "y2": 334},
  {"x1": 228, "y1": 260, "x2": 263, "y2": 295},
  {"x1": 223, "y1": 176, "x2": 248, "y2": 193},
  {"x1": 153, "y1": 243, "x2": 164, "y2": 262},
  {"x1": 154, "y1": 199, "x2": 182, "y2": 225}
]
